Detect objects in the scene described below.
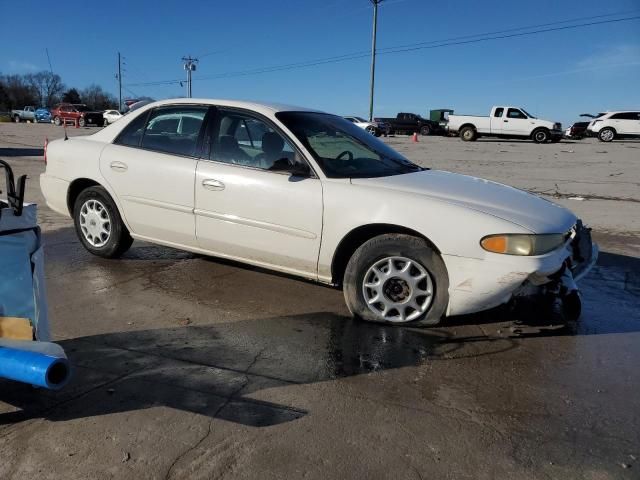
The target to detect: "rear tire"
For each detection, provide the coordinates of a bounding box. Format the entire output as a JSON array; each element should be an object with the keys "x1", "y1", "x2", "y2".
[
  {"x1": 343, "y1": 234, "x2": 448, "y2": 327},
  {"x1": 598, "y1": 127, "x2": 615, "y2": 142},
  {"x1": 78, "y1": 117, "x2": 86, "y2": 127},
  {"x1": 73, "y1": 186, "x2": 133, "y2": 258},
  {"x1": 460, "y1": 126, "x2": 476, "y2": 141}
]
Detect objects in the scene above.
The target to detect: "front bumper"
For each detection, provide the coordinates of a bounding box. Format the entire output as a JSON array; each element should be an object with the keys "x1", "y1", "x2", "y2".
[
  {"x1": 443, "y1": 221, "x2": 598, "y2": 316},
  {"x1": 551, "y1": 129, "x2": 564, "y2": 139}
]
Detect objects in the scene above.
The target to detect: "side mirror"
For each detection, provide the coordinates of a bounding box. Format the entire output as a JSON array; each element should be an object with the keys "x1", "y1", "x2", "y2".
[{"x1": 270, "y1": 159, "x2": 311, "y2": 177}]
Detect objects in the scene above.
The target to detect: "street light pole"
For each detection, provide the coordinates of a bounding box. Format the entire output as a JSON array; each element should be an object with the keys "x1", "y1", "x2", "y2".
[{"x1": 368, "y1": 0, "x2": 383, "y2": 122}]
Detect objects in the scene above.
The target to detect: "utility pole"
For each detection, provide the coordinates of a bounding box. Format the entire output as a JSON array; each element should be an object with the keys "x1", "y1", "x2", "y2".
[
  {"x1": 182, "y1": 56, "x2": 198, "y2": 98},
  {"x1": 117, "y1": 52, "x2": 122, "y2": 112},
  {"x1": 368, "y1": 0, "x2": 383, "y2": 122}
]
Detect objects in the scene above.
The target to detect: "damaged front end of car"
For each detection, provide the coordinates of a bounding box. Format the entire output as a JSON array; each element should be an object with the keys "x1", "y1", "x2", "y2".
[{"x1": 511, "y1": 220, "x2": 599, "y2": 322}]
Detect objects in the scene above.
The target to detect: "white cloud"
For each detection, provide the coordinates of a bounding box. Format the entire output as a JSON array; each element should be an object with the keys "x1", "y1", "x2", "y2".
[
  {"x1": 576, "y1": 44, "x2": 640, "y2": 70},
  {"x1": 7, "y1": 60, "x2": 39, "y2": 72}
]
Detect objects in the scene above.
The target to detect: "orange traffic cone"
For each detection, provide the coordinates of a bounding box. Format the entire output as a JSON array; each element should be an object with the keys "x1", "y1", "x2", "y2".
[{"x1": 412, "y1": 132, "x2": 419, "y2": 143}]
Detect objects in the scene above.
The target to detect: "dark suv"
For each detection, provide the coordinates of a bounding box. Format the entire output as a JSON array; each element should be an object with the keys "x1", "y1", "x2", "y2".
[{"x1": 51, "y1": 103, "x2": 104, "y2": 127}]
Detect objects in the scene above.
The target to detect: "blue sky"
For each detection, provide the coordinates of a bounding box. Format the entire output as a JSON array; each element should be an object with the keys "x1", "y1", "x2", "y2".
[{"x1": 3, "y1": 0, "x2": 639, "y2": 124}]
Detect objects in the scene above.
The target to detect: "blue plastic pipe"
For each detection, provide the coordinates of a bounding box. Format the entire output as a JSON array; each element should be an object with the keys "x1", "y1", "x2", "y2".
[{"x1": 0, "y1": 346, "x2": 71, "y2": 390}]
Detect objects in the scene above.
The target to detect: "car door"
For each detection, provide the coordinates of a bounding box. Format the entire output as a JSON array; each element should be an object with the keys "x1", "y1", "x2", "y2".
[
  {"x1": 502, "y1": 108, "x2": 530, "y2": 136},
  {"x1": 99, "y1": 105, "x2": 209, "y2": 247},
  {"x1": 611, "y1": 112, "x2": 638, "y2": 135},
  {"x1": 490, "y1": 107, "x2": 505, "y2": 134},
  {"x1": 632, "y1": 112, "x2": 640, "y2": 135},
  {"x1": 194, "y1": 108, "x2": 323, "y2": 278}
]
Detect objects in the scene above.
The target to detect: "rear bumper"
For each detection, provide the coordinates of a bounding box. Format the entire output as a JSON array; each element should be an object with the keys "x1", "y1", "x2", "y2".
[{"x1": 39, "y1": 174, "x2": 70, "y2": 217}]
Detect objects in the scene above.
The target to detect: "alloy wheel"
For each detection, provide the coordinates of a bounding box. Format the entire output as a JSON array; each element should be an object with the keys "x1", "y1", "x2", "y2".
[
  {"x1": 79, "y1": 199, "x2": 111, "y2": 247},
  {"x1": 362, "y1": 256, "x2": 434, "y2": 323}
]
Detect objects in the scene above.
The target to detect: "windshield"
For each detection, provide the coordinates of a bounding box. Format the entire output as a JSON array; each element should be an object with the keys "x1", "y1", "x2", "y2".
[
  {"x1": 353, "y1": 116, "x2": 367, "y2": 122},
  {"x1": 276, "y1": 112, "x2": 424, "y2": 179},
  {"x1": 521, "y1": 109, "x2": 536, "y2": 119}
]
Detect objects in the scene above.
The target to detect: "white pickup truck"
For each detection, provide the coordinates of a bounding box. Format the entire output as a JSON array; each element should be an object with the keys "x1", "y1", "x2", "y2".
[{"x1": 447, "y1": 106, "x2": 563, "y2": 143}]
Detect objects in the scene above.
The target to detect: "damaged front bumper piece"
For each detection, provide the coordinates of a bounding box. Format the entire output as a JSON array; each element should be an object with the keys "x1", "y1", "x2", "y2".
[{"x1": 513, "y1": 220, "x2": 599, "y2": 321}]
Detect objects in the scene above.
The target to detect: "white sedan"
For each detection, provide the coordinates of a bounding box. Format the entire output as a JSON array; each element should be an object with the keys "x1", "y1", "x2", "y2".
[
  {"x1": 344, "y1": 116, "x2": 383, "y2": 136},
  {"x1": 41, "y1": 99, "x2": 597, "y2": 326},
  {"x1": 103, "y1": 110, "x2": 122, "y2": 125}
]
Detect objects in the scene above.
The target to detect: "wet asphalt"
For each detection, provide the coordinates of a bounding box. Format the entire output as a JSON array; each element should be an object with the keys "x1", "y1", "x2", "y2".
[
  {"x1": 1, "y1": 126, "x2": 639, "y2": 479},
  {"x1": 1, "y1": 227, "x2": 638, "y2": 479}
]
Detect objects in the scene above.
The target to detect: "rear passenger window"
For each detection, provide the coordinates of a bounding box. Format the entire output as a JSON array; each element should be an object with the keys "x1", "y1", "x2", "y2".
[
  {"x1": 114, "y1": 111, "x2": 148, "y2": 147},
  {"x1": 611, "y1": 112, "x2": 638, "y2": 120},
  {"x1": 141, "y1": 105, "x2": 207, "y2": 157},
  {"x1": 140, "y1": 106, "x2": 207, "y2": 157}
]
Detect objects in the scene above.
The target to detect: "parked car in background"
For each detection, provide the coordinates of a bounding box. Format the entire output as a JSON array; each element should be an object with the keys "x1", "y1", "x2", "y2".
[
  {"x1": 40, "y1": 98, "x2": 596, "y2": 327},
  {"x1": 35, "y1": 108, "x2": 52, "y2": 123},
  {"x1": 447, "y1": 106, "x2": 563, "y2": 143},
  {"x1": 429, "y1": 109, "x2": 454, "y2": 130},
  {"x1": 565, "y1": 113, "x2": 604, "y2": 139},
  {"x1": 103, "y1": 110, "x2": 123, "y2": 125},
  {"x1": 587, "y1": 111, "x2": 640, "y2": 142},
  {"x1": 343, "y1": 116, "x2": 383, "y2": 136},
  {"x1": 50, "y1": 104, "x2": 105, "y2": 127},
  {"x1": 377, "y1": 112, "x2": 442, "y2": 136},
  {"x1": 11, "y1": 106, "x2": 36, "y2": 123}
]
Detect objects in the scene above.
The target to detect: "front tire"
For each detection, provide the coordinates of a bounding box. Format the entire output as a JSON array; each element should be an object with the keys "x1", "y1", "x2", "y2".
[
  {"x1": 532, "y1": 128, "x2": 550, "y2": 143},
  {"x1": 598, "y1": 127, "x2": 615, "y2": 142},
  {"x1": 53, "y1": 116, "x2": 61, "y2": 126},
  {"x1": 73, "y1": 186, "x2": 133, "y2": 258},
  {"x1": 343, "y1": 234, "x2": 449, "y2": 326},
  {"x1": 13, "y1": 115, "x2": 20, "y2": 123},
  {"x1": 78, "y1": 117, "x2": 86, "y2": 127}
]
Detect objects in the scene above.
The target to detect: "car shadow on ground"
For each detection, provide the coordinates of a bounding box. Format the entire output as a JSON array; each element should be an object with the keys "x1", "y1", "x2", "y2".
[
  {"x1": 0, "y1": 147, "x2": 44, "y2": 157},
  {"x1": 0, "y1": 313, "x2": 521, "y2": 428}
]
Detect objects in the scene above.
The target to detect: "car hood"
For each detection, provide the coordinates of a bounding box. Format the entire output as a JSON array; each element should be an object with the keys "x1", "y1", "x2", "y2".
[{"x1": 351, "y1": 170, "x2": 576, "y2": 233}]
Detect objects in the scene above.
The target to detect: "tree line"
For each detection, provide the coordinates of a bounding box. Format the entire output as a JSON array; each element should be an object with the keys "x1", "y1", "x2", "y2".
[{"x1": 0, "y1": 71, "x2": 118, "y2": 112}]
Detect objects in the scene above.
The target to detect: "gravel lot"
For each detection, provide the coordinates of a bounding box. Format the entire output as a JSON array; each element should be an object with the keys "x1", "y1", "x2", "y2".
[{"x1": 1, "y1": 123, "x2": 639, "y2": 479}]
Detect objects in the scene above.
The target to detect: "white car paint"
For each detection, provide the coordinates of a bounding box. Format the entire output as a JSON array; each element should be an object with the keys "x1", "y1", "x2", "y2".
[
  {"x1": 103, "y1": 110, "x2": 122, "y2": 125},
  {"x1": 40, "y1": 98, "x2": 596, "y2": 319},
  {"x1": 448, "y1": 106, "x2": 562, "y2": 141},
  {"x1": 587, "y1": 111, "x2": 640, "y2": 140}
]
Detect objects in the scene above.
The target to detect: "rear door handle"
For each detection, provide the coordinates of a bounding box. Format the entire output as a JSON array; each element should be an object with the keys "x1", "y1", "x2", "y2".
[
  {"x1": 110, "y1": 161, "x2": 128, "y2": 172},
  {"x1": 202, "y1": 179, "x2": 225, "y2": 191}
]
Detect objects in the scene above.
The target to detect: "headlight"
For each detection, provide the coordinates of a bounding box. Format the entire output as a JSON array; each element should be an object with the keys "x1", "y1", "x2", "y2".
[{"x1": 480, "y1": 234, "x2": 565, "y2": 256}]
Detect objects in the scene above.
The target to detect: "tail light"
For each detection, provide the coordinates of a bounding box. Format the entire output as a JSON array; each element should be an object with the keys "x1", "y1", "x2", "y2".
[{"x1": 44, "y1": 137, "x2": 48, "y2": 165}]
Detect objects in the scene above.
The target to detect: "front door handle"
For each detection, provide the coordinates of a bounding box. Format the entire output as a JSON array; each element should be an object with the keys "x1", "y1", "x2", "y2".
[
  {"x1": 110, "y1": 161, "x2": 128, "y2": 172},
  {"x1": 202, "y1": 179, "x2": 225, "y2": 191},
  {"x1": 503, "y1": 120, "x2": 509, "y2": 123}
]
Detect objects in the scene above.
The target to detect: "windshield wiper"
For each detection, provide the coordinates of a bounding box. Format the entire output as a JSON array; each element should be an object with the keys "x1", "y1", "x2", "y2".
[{"x1": 384, "y1": 156, "x2": 424, "y2": 172}]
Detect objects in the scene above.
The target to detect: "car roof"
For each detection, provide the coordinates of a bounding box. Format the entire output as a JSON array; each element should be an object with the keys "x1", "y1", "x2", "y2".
[{"x1": 142, "y1": 98, "x2": 323, "y2": 115}]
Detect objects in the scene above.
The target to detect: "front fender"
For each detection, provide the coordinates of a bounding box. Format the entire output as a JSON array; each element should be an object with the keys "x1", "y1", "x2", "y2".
[{"x1": 317, "y1": 180, "x2": 528, "y2": 281}]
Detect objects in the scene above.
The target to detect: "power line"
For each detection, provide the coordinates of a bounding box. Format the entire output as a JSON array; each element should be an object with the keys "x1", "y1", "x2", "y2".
[{"x1": 124, "y1": 13, "x2": 640, "y2": 88}]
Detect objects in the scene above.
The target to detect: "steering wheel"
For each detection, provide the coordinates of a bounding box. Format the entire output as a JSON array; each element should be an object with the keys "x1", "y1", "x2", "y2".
[{"x1": 336, "y1": 150, "x2": 353, "y2": 161}]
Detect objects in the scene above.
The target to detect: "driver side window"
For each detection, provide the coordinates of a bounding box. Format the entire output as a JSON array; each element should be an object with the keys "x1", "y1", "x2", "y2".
[
  {"x1": 211, "y1": 111, "x2": 297, "y2": 170},
  {"x1": 507, "y1": 108, "x2": 527, "y2": 119}
]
